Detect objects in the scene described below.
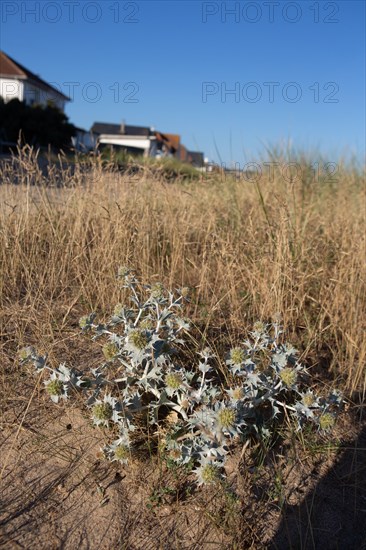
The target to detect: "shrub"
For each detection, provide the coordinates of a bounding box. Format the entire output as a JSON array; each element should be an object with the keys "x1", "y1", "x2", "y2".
[
  {"x1": 0, "y1": 98, "x2": 76, "y2": 150},
  {"x1": 20, "y1": 269, "x2": 342, "y2": 485}
]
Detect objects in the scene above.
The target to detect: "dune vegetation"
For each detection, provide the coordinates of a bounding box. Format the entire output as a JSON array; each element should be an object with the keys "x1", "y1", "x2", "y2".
[{"x1": 0, "y1": 147, "x2": 365, "y2": 548}]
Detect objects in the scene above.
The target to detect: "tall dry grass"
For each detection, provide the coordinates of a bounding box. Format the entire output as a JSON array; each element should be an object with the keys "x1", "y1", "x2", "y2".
[{"x1": 0, "y1": 150, "x2": 365, "y2": 395}]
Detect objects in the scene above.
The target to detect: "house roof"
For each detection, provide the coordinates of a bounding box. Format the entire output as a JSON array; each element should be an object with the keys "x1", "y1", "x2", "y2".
[
  {"x1": 162, "y1": 133, "x2": 180, "y2": 151},
  {"x1": 73, "y1": 126, "x2": 89, "y2": 133},
  {"x1": 0, "y1": 51, "x2": 70, "y2": 101},
  {"x1": 91, "y1": 122, "x2": 120, "y2": 135},
  {"x1": 155, "y1": 131, "x2": 181, "y2": 152},
  {"x1": 91, "y1": 122, "x2": 152, "y2": 136}
]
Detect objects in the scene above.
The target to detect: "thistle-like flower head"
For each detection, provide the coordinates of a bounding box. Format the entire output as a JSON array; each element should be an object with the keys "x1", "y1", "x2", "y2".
[
  {"x1": 302, "y1": 391, "x2": 317, "y2": 408},
  {"x1": 114, "y1": 444, "x2": 130, "y2": 462},
  {"x1": 150, "y1": 282, "x2": 165, "y2": 300},
  {"x1": 46, "y1": 379, "x2": 64, "y2": 397},
  {"x1": 217, "y1": 407, "x2": 236, "y2": 430},
  {"x1": 165, "y1": 372, "x2": 183, "y2": 390},
  {"x1": 318, "y1": 412, "x2": 335, "y2": 431},
  {"x1": 102, "y1": 342, "x2": 119, "y2": 361},
  {"x1": 252, "y1": 321, "x2": 267, "y2": 335},
  {"x1": 79, "y1": 313, "x2": 95, "y2": 330},
  {"x1": 194, "y1": 459, "x2": 222, "y2": 486},
  {"x1": 279, "y1": 368, "x2": 297, "y2": 388},
  {"x1": 226, "y1": 387, "x2": 244, "y2": 402},
  {"x1": 104, "y1": 433, "x2": 131, "y2": 463},
  {"x1": 128, "y1": 329, "x2": 149, "y2": 351},
  {"x1": 125, "y1": 329, "x2": 151, "y2": 364},
  {"x1": 140, "y1": 317, "x2": 154, "y2": 330},
  {"x1": 179, "y1": 287, "x2": 191, "y2": 300},
  {"x1": 214, "y1": 401, "x2": 245, "y2": 438},
  {"x1": 117, "y1": 266, "x2": 132, "y2": 279},
  {"x1": 44, "y1": 372, "x2": 68, "y2": 403},
  {"x1": 18, "y1": 346, "x2": 35, "y2": 362},
  {"x1": 113, "y1": 303, "x2": 124, "y2": 317},
  {"x1": 91, "y1": 395, "x2": 121, "y2": 427},
  {"x1": 93, "y1": 402, "x2": 113, "y2": 422},
  {"x1": 228, "y1": 347, "x2": 245, "y2": 366}
]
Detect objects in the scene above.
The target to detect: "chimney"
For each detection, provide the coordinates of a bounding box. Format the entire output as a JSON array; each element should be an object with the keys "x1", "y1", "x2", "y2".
[{"x1": 120, "y1": 120, "x2": 125, "y2": 134}]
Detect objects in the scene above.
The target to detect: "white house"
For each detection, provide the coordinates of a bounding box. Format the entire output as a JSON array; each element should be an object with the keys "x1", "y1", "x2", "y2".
[
  {"x1": 91, "y1": 122, "x2": 157, "y2": 157},
  {"x1": 90, "y1": 121, "x2": 207, "y2": 165},
  {"x1": 0, "y1": 51, "x2": 69, "y2": 111}
]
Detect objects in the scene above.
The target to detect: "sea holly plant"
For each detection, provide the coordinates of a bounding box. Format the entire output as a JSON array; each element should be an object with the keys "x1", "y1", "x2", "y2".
[{"x1": 19, "y1": 268, "x2": 343, "y2": 486}]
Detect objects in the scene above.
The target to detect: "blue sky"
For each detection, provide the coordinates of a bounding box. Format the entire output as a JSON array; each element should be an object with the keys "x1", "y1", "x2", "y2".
[{"x1": 1, "y1": 0, "x2": 365, "y2": 164}]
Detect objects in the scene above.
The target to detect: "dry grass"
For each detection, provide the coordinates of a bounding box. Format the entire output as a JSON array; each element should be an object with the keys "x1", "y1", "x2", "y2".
[
  {"x1": 1, "y1": 150, "x2": 365, "y2": 391},
  {"x1": 0, "y1": 149, "x2": 365, "y2": 548}
]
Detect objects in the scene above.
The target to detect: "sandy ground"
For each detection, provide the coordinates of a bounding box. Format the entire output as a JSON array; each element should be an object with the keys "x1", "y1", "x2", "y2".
[{"x1": 1, "y1": 402, "x2": 365, "y2": 549}]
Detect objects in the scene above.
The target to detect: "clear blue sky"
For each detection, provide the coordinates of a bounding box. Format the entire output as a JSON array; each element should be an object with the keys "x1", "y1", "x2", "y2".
[{"x1": 1, "y1": 0, "x2": 365, "y2": 164}]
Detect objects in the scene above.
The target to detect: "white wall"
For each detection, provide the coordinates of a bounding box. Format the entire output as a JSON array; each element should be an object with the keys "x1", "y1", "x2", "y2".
[
  {"x1": 0, "y1": 77, "x2": 66, "y2": 111},
  {"x1": 98, "y1": 135, "x2": 154, "y2": 156},
  {"x1": 0, "y1": 78, "x2": 24, "y2": 102}
]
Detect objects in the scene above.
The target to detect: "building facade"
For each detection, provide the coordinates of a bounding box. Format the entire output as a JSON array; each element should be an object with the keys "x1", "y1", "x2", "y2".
[{"x1": 0, "y1": 51, "x2": 69, "y2": 111}]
